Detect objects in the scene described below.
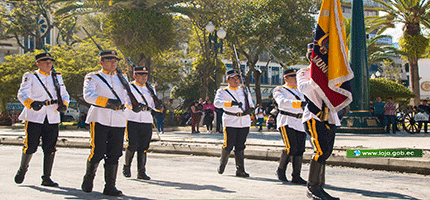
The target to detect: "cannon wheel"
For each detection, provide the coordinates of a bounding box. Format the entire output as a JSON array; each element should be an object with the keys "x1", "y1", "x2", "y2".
[{"x1": 402, "y1": 110, "x2": 421, "y2": 134}]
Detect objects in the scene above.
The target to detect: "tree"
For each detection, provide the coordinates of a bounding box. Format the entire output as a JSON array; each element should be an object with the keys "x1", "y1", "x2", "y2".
[
  {"x1": 0, "y1": 37, "x2": 117, "y2": 113},
  {"x1": 53, "y1": 0, "x2": 194, "y2": 100},
  {"x1": 0, "y1": 53, "x2": 35, "y2": 112},
  {"x1": 367, "y1": 0, "x2": 430, "y2": 105},
  {"x1": 105, "y1": 8, "x2": 176, "y2": 69},
  {"x1": 184, "y1": 0, "x2": 232, "y2": 100},
  {"x1": 225, "y1": 0, "x2": 317, "y2": 105},
  {"x1": 369, "y1": 78, "x2": 415, "y2": 107},
  {"x1": 367, "y1": 35, "x2": 403, "y2": 66},
  {"x1": 0, "y1": 0, "x2": 56, "y2": 51}
]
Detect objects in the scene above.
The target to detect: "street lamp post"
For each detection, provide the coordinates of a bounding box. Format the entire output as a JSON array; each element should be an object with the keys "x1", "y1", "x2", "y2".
[{"x1": 206, "y1": 21, "x2": 226, "y2": 93}]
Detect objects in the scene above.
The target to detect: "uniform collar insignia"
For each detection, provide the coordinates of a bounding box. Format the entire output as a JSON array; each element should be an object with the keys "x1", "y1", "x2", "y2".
[
  {"x1": 229, "y1": 86, "x2": 239, "y2": 90},
  {"x1": 38, "y1": 69, "x2": 51, "y2": 76},
  {"x1": 102, "y1": 69, "x2": 116, "y2": 75},
  {"x1": 135, "y1": 81, "x2": 146, "y2": 87},
  {"x1": 285, "y1": 84, "x2": 297, "y2": 89}
]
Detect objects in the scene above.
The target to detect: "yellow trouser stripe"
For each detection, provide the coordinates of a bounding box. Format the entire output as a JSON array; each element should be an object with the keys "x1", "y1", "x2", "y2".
[
  {"x1": 88, "y1": 122, "x2": 96, "y2": 162},
  {"x1": 280, "y1": 126, "x2": 290, "y2": 154},
  {"x1": 308, "y1": 119, "x2": 323, "y2": 161},
  {"x1": 222, "y1": 127, "x2": 227, "y2": 148},
  {"x1": 22, "y1": 121, "x2": 29, "y2": 153},
  {"x1": 125, "y1": 121, "x2": 129, "y2": 147}
]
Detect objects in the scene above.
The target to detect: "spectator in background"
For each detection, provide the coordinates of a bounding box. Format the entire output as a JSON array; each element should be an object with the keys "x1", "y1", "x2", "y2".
[
  {"x1": 372, "y1": 97, "x2": 385, "y2": 126},
  {"x1": 203, "y1": 99, "x2": 215, "y2": 133},
  {"x1": 190, "y1": 101, "x2": 202, "y2": 133},
  {"x1": 418, "y1": 100, "x2": 430, "y2": 133},
  {"x1": 267, "y1": 98, "x2": 277, "y2": 114},
  {"x1": 198, "y1": 98, "x2": 204, "y2": 127},
  {"x1": 384, "y1": 97, "x2": 397, "y2": 134},
  {"x1": 156, "y1": 101, "x2": 165, "y2": 134},
  {"x1": 255, "y1": 104, "x2": 265, "y2": 131},
  {"x1": 266, "y1": 115, "x2": 276, "y2": 131}
]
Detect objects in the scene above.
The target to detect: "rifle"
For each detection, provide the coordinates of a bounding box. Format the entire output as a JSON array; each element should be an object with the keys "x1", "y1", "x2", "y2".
[
  {"x1": 265, "y1": 47, "x2": 285, "y2": 69},
  {"x1": 232, "y1": 44, "x2": 250, "y2": 113},
  {"x1": 44, "y1": 46, "x2": 66, "y2": 113},
  {"x1": 82, "y1": 27, "x2": 140, "y2": 109},
  {"x1": 115, "y1": 45, "x2": 164, "y2": 111}
]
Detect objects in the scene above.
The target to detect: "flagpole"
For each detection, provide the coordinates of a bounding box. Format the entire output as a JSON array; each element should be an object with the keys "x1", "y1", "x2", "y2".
[{"x1": 337, "y1": 0, "x2": 385, "y2": 134}]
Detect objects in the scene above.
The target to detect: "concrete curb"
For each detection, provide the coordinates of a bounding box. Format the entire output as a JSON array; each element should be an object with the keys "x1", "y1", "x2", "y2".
[{"x1": 2, "y1": 136, "x2": 429, "y2": 175}]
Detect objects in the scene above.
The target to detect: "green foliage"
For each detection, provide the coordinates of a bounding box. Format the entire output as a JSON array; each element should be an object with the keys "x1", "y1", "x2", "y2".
[
  {"x1": 0, "y1": 53, "x2": 35, "y2": 111},
  {"x1": 0, "y1": 0, "x2": 55, "y2": 51},
  {"x1": 170, "y1": 71, "x2": 201, "y2": 108},
  {"x1": 367, "y1": 0, "x2": 430, "y2": 105},
  {"x1": 105, "y1": 8, "x2": 175, "y2": 66},
  {"x1": 0, "y1": 37, "x2": 117, "y2": 111},
  {"x1": 369, "y1": 78, "x2": 415, "y2": 105},
  {"x1": 399, "y1": 34, "x2": 429, "y2": 60}
]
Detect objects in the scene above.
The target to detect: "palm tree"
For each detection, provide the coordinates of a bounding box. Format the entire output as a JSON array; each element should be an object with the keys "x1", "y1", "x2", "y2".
[
  {"x1": 367, "y1": 35, "x2": 403, "y2": 66},
  {"x1": 367, "y1": 0, "x2": 430, "y2": 105}
]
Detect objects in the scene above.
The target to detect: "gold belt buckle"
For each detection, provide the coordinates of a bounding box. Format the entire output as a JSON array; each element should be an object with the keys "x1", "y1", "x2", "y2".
[
  {"x1": 237, "y1": 112, "x2": 243, "y2": 117},
  {"x1": 297, "y1": 113, "x2": 303, "y2": 118},
  {"x1": 45, "y1": 100, "x2": 51, "y2": 106}
]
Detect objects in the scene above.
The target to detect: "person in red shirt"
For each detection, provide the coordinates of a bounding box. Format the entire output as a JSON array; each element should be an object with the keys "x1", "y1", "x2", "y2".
[{"x1": 384, "y1": 97, "x2": 397, "y2": 134}]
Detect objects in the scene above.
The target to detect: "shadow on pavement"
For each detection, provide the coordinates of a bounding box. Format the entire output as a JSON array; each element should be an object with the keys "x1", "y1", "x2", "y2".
[
  {"x1": 325, "y1": 184, "x2": 421, "y2": 200},
  {"x1": 231, "y1": 175, "x2": 280, "y2": 183},
  {"x1": 134, "y1": 179, "x2": 235, "y2": 193},
  {"x1": 25, "y1": 185, "x2": 153, "y2": 200}
]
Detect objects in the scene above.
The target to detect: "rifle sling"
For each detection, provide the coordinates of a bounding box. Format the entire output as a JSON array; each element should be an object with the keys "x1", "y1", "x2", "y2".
[
  {"x1": 225, "y1": 88, "x2": 248, "y2": 112},
  {"x1": 95, "y1": 74, "x2": 122, "y2": 102},
  {"x1": 131, "y1": 83, "x2": 150, "y2": 107},
  {"x1": 34, "y1": 72, "x2": 54, "y2": 101},
  {"x1": 283, "y1": 86, "x2": 301, "y2": 101}
]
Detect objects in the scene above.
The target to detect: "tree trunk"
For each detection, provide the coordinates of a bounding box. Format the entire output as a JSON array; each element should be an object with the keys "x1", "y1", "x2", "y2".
[
  {"x1": 409, "y1": 58, "x2": 420, "y2": 106},
  {"x1": 254, "y1": 71, "x2": 262, "y2": 105}
]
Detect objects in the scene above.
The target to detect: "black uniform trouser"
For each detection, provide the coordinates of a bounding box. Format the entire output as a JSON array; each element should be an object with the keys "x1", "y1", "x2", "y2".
[
  {"x1": 223, "y1": 127, "x2": 249, "y2": 152},
  {"x1": 216, "y1": 109, "x2": 223, "y2": 132},
  {"x1": 87, "y1": 122, "x2": 125, "y2": 165},
  {"x1": 304, "y1": 118, "x2": 336, "y2": 163},
  {"x1": 125, "y1": 121, "x2": 152, "y2": 153},
  {"x1": 23, "y1": 118, "x2": 58, "y2": 155},
  {"x1": 279, "y1": 126, "x2": 306, "y2": 156}
]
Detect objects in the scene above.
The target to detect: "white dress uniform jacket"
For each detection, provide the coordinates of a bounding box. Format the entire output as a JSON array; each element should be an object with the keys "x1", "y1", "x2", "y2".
[
  {"x1": 126, "y1": 81, "x2": 156, "y2": 124},
  {"x1": 296, "y1": 67, "x2": 340, "y2": 126},
  {"x1": 214, "y1": 86, "x2": 255, "y2": 128},
  {"x1": 273, "y1": 85, "x2": 305, "y2": 132},
  {"x1": 17, "y1": 69, "x2": 70, "y2": 124},
  {"x1": 83, "y1": 69, "x2": 131, "y2": 127}
]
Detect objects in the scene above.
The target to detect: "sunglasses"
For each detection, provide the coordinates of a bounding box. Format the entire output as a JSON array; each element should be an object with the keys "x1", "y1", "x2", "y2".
[{"x1": 285, "y1": 74, "x2": 297, "y2": 77}]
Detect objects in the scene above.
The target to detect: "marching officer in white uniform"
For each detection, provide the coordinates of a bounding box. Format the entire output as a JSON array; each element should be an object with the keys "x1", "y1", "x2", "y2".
[
  {"x1": 297, "y1": 43, "x2": 340, "y2": 200},
  {"x1": 214, "y1": 69, "x2": 254, "y2": 177},
  {"x1": 81, "y1": 50, "x2": 135, "y2": 196},
  {"x1": 273, "y1": 69, "x2": 307, "y2": 184},
  {"x1": 123, "y1": 66, "x2": 159, "y2": 180},
  {"x1": 15, "y1": 52, "x2": 70, "y2": 187}
]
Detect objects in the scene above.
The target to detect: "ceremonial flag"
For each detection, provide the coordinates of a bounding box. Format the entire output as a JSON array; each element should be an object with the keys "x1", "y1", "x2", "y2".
[{"x1": 310, "y1": 0, "x2": 354, "y2": 112}]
